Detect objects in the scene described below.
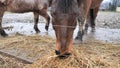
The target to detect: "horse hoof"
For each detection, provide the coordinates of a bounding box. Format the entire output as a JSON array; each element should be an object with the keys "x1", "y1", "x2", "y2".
[
  {"x1": 74, "y1": 39, "x2": 82, "y2": 44},
  {"x1": 91, "y1": 29, "x2": 95, "y2": 32},
  {"x1": 45, "y1": 26, "x2": 49, "y2": 31},
  {"x1": 0, "y1": 30, "x2": 8, "y2": 37},
  {"x1": 75, "y1": 36, "x2": 83, "y2": 41},
  {"x1": 1, "y1": 33, "x2": 8, "y2": 37},
  {"x1": 36, "y1": 30, "x2": 40, "y2": 33},
  {"x1": 91, "y1": 27, "x2": 95, "y2": 32}
]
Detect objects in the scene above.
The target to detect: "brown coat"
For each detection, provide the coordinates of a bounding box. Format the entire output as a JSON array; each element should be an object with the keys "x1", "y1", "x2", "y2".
[
  {"x1": 0, "y1": 0, "x2": 49, "y2": 13},
  {"x1": 0, "y1": 0, "x2": 50, "y2": 36}
]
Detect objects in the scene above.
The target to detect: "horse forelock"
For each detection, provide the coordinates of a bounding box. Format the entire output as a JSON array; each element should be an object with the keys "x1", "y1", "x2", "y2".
[{"x1": 57, "y1": 0, "x2": 76, "y2": 13}]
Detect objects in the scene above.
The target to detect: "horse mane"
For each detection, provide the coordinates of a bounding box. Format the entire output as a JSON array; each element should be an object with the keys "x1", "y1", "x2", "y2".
[{"x1": 57, "y1": 0, "x2": 73, "y2": 13}]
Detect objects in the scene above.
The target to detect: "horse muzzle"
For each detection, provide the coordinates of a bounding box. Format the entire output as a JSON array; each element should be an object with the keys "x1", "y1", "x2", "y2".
[{"x1": 55, "y1": 50, "x2": 72, "y2": 58}]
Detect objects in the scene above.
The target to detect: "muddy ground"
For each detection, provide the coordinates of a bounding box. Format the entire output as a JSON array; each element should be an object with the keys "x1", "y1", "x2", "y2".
[
  {"x1": 96, "y1": 11, "x2": 120, "y2": 29},
  {"x1": 0, "y1": 11, "x2": 120, "y2": 68}
]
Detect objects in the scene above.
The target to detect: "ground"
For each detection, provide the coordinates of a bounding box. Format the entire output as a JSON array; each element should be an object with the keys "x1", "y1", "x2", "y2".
[{"x1": 0, "y1": 11, "x2": 120, "y2": 68}]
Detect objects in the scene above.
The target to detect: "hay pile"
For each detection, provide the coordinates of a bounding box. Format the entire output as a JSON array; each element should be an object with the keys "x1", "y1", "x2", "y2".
[
  {"x1": 0, "y1": 35, "x2": 120, "y2": 68},
  {"x1": 24, "y1": 39, "x2": 120, "y2": 68}
]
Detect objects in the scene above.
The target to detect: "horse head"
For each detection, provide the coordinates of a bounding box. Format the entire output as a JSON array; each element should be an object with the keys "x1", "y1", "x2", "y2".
[{"x1": 50, "y1": 0, "x2": 80, "y2": 57}]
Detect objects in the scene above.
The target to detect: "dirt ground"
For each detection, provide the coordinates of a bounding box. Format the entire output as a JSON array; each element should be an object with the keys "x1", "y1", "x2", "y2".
[
  {"x1": 96, "y1": 11, "x2": 120, "y2": 29},
  {"x1": 0, "y1": 11, "x2": 120, "y2": 68}
]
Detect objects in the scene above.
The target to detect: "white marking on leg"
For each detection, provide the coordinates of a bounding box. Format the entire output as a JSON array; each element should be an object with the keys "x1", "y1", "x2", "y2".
[{"x1": 82, "y1": 19, "x2": 87, "y2": 31}]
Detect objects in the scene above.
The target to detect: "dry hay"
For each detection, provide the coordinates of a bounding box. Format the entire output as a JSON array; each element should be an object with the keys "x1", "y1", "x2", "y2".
[
  {"x1": 0, "y1": 35, "x2": 120, "y2": 68},
  {"x1": 0, "y1": 54, "x2": 25, "y2": 68},
  {"x1": 24, "y1": 40, "x2": 120, "y2": 68}
]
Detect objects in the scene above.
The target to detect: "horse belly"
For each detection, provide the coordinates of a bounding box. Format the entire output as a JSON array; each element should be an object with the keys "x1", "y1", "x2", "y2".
[{"x1": 7, "y1": 0, "x2": 36, "y2": 13}]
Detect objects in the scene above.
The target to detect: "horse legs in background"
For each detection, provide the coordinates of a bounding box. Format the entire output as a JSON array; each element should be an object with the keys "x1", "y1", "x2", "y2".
[
  {"x1": 0, "y1": 10, "x2": 8, "y2": 37},
  {"x1": 40, "y1": 11, "x2": 50, "y2": 31},
  {"x1": 45, "y1": 16, "x2": 50, "y2": 31},
  {"x1": 34, "y1": 10, "x2": 50, "y2": 33},
  {"x1": 34, "y1": 12, "x2": 40, "y2": 33},
  {"x1": 84, "y1": 9, "x2": 95, "y2": 33},
  {"x1": 90, "y1": 9, "x2": 95, "y2": 32},
  {"x1": 44, "y1": 12, "x2": 50, "y2": 31},
  {"x1": 90, "y1": 7, "x2": 99, "y2": 32},
  {"x1": 84, "y1": 12, "x2": 91, "y2": 33},
  {"x1": 75, "y1": 17, "x2": 86, "y2": 41}
]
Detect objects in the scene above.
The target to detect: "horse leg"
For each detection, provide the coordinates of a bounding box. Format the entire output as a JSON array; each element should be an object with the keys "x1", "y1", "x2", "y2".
[
  {"x1": 75, "y1": 18, "x2": 86, "y2": 41},
  {"x1": 45, "y1": 14, "x2": 50, "y2": 31},
  {"x1": 85, "y1": 11, "x2": 90, "y2": 33},
  {"x1": 90, "y1": 7, "x2": 100, "y2": 32},
  {"x1": 39, "y1": 11, "x2": 50, "y2": 31},
  {"x1": 0, "y1": 11, "x2": 8, "y2": 37},
  {"x1": 90, "y1": 9, "x2": 95, "y2": 32},
  {"x1": 34, "y1": 12, "x2": 40, "y2": 33}
]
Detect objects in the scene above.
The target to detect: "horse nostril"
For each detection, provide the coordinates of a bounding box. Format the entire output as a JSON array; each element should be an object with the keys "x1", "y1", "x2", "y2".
[
  {"x1": 55, "y1": 50, "x2": 72, "y2": 59},
  {"x1": 58, "y1": 52, "x2": 72, "y2": 59},
  {"x1": 55, "y1": 50, "x2": 61, "y2": 55}
]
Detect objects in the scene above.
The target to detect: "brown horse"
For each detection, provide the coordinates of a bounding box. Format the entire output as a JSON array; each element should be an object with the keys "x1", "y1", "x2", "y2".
[
  {"x1": 50, "y1": 0, "x2": 79, "y2": 57},
  {"x1": 46, "y1": 0, "x2": 103, "y2": 41},
  {"x1": 75, "y1": 0, "x2": 103, "y2": 41},
  {"x1": 0, "y1": 0, "x2": 50, "y2": 37},
  {"x1": 50, "y1": 0, "x2": 103, "y2": 57}
]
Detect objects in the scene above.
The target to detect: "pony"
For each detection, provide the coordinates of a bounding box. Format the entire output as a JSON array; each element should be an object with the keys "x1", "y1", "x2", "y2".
[
  {"x1": 75, "y1": 0, "x2": 103, "y2": 41},
  {"x1": 0, "y1": 0, "x2": 50, "y2": 37}
]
